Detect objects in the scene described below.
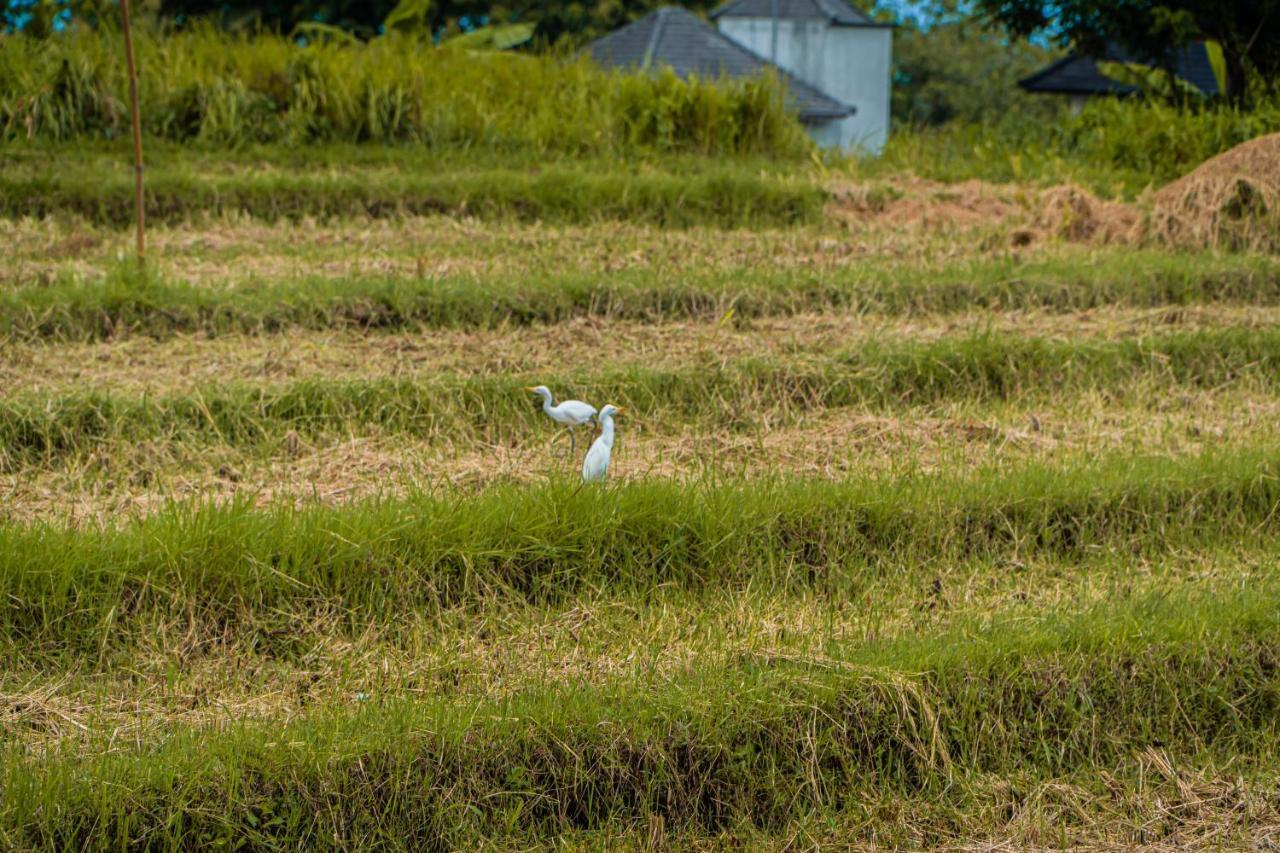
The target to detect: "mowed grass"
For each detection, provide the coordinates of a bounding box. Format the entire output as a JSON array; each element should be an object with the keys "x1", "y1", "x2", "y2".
[
  {"x1": 3, "y1": 324, "x2": 1279, "y2": 468},
  {"x1": 0, "y1": 142, "x2": 823, "y2": 230},
  {"x1": 5, "y1": 180, "x2": 1280, "y2": 844},
  {"x1": 4, "y1": 447, "x2": 1279, "y2": 654},
  {"x1": 1, "y1": 304, "x2": 1273, "y2": 393},
  {"x1": 5, "y1": 248, "x2": 1280, "y2": 342}
]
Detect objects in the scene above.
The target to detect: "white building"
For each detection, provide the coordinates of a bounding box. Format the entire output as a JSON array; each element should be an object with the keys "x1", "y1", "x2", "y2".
[
  {"x1": 586, "y1": 2, "x2": 893, "y2": 155},
  {"x1": 712, "y1": 0, "x2": 893, "y2": 154}
]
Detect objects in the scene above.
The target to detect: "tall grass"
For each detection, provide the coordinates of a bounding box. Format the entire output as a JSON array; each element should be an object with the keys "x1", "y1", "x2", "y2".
[
  {"x1": 3, "y1": 581, "x2": 1279, "y2": 847},
  {"x1": 0, "y1": 25, "x2": 811, "y2": 159},
  {"x1": 2, "y1": 448, "x2": 1279, "y2": 655},
  {"x1": 869, "y1": 94, "x2": 1280, "y2": 195},
  {"x1": 7, "y1": 252, "x2": 1279, "y2": 342}
]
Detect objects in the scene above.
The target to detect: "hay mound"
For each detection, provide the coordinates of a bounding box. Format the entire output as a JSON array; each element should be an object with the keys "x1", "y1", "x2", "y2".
[
  {"x1": 1033, "y1": 185, "x2": 1139, "y2": 245},
  {"x1": 1149, "y1": 133, "x2": 1280, "y2": 251}
]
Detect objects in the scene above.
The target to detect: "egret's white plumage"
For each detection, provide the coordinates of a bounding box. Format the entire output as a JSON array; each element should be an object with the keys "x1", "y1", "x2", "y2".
[
  {"x1": 582, "y1": 405, "x2": 623, "y2": 483},
  {"x1": 526, "y1": 385, "x2": 597, "y2": 454}
]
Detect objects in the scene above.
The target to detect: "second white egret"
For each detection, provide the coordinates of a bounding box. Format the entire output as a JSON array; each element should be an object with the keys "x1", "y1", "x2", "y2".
[
  {"x1": 582, "y1": 405, "x2": 624, "y2": 483},
  {"x1": 526, "y1": 385, "x2": 597, "y2": 454}
]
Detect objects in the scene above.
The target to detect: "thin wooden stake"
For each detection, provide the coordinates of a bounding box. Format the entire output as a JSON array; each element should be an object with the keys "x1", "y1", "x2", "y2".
[{"x1": 120, "y1": 0, "x2": 145, "y2": 262}]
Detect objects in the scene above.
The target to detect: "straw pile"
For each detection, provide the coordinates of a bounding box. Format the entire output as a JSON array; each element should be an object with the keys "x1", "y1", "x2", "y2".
[{"x1": 1149, "y1": 133, "x2": 1280, "y2": 251}]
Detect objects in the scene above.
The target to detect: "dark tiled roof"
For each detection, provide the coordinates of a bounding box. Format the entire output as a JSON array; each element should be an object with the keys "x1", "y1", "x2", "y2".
[
  {"x1": 1019, "y1": 42, "x2": 1220, "y2": 96},
  {"x1": 585, "y1": 7, "x2": 853, "y2": 121},
  {"x1": 710, "y1": 0, "x2": 888, "y2": 27}
]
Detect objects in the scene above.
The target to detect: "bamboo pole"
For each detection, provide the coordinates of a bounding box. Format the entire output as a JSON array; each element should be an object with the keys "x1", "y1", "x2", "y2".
[{"x1": 120, "y1": 0, "x2": 145, "y2": 262}]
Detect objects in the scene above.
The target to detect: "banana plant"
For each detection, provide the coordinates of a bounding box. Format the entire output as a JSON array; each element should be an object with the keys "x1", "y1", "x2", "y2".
[
  {"x1": 10, "y1": 0, "x2": 145, "y2": 36},
  {"x1": 379, "y1": 0, "x2": 532, "y2": 49},
  {"x1": 1097, "y1": 38, "x2": 1229, "y2": 101}
]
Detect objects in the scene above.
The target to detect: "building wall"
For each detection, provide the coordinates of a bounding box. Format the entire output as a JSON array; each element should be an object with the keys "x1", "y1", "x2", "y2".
[{"x1": 717, "y1": 17, "x2": 891, "y2": 154}]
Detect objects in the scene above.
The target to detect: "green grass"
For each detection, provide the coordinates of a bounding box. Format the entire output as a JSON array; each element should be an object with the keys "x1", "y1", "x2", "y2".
[
  {"x1": 0, "y1": 153, "x2": 824, "y2": 228},
  {"x1": 7, "y1": 252, "x2": 1280, "y2": 342},
  {"x1": 3, "y1": 326, "x2": 1278, "y2": 467},
  {"x1": 3, "y1": 447, "x2": 1279, "y2": 657},
  {"x1": 3, "y1": 581, "x2": 1278, "y2": 847},
  {"x1": 866, "y1": 96, "x2": 1280, "y2": 197}
]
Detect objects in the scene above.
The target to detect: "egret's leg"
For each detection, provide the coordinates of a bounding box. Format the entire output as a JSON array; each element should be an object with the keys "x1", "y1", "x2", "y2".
[{"x1": 567, "y1": 427, "x2": 576, "y2": 457}]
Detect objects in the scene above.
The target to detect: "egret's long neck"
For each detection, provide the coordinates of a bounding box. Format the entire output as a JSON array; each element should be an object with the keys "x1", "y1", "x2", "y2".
[
  {"x1": 598, "y1": 415, "x2": 615, "y2": 446},
  {"x1": 539, "y1": 392, "x2": 554, "y2": 415}
]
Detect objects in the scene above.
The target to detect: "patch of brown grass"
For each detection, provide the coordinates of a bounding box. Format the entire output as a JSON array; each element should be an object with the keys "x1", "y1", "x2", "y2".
[
  {"x1": 829, "y1": 178, "x2": 1027, "y2": 230},
  {"x1": 3, "y1": 213, "x2": 998, "y2": 288},
  {"x1": 1033, "y1": 184, "x2": 1142, "y2": 245},
  {"x1": 4, "y1": 305, "x2": 1273, "y2": 396},
  {"x1": 826, "y1": 177, "x2": 1148, "y2": 250}
]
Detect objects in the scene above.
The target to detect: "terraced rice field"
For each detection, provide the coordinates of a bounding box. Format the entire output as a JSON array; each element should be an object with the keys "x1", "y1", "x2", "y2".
[{"x1": 3, "y1": 199, "x2": 1280, "y2": 847}]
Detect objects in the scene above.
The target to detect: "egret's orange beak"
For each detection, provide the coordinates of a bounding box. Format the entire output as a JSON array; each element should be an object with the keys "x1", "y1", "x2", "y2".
[
  {"x1": 614, "y1": 407, "x2": 626, "y2": 415},
  {"x1": 524, "y1": 386, "x2": 537, "y2": 392}
]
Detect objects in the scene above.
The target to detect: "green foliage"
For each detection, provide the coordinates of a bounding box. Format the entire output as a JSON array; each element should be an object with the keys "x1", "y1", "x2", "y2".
[
  {"x1": 0, "y1": 25, "x2": 812, "y2": 158},
  {"x1": 870, "y1": 90, "x2": 1280, "y2": 193},
  {"x1": 1204, "y1": 38, "x2": 1229, "y2": 94},
  {"x1": 381, "y1": 0, "x2": 434, "y2": 34},
  {"x1": 881, "y1": 1, "x2": 1065, "y2": 126},
  {"x1": 442, "y1": 21, "x2": 533, "y2": 49},
  {"x1": 1097, "y1": 60, "x2": 1208, "y2": 101},
  {"x1": 4, "y1": 0, "x2": 720, "y2": 51},
  {"x1": 974, "y1": 0, "x2": 1280, "y2": 101},
  {"x1": 0, "y1": 0, "x2": 121, "y2": 37}
]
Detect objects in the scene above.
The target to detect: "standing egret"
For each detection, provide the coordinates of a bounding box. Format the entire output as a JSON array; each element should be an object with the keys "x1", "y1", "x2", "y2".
[
  {"x1": 526, "y1": 386, "x2": 597, "y2": 455},
  {"x1": 582, "y1": 405, "x2": 624, "y2": 483}
]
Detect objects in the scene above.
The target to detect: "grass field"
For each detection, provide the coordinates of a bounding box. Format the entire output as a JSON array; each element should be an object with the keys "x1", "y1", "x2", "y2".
[{"x1": 3, "y1": 140, "x2": 1280, "y2": 847}]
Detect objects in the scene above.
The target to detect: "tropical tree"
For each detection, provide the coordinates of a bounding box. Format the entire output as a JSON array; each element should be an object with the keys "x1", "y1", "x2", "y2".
[
  {"x1": 973, "y1": 0, "x2": 1280, "y2": 101},
  {"x1": 884, "y1": 0, "x2": 1064, "y2": 125},
  {"x1": 4, "y1": 0, "x2": 723, "y2": 45}
]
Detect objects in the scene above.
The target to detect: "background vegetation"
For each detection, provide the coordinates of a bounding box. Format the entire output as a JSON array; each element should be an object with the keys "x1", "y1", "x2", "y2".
[
  {"x1": 0, "y1": 25, "x2": 809, "y2": 157},
  {"x1": 870, "y1": 91, "x2": 1280, "y2": 191}
]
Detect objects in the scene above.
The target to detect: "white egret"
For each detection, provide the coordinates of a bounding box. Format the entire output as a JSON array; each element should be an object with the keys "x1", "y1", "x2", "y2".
[
  {"x1": 582, "y1": 405, "x2": 624, "y2": 483},
  {"x1": 526, "y1": 385, "x2": 597, "y2": 455}
]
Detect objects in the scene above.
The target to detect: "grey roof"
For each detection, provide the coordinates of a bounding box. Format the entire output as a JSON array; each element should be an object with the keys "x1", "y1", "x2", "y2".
[
  {"x1": 1020, "y1": 42, "x2": 1220, "y2": 96},
  {"x1": 585, "y1": 7, "x2": 853, "y2": 122},
  {"x1": 710, "y1": 0, "x2": 889, "y2": 27}
]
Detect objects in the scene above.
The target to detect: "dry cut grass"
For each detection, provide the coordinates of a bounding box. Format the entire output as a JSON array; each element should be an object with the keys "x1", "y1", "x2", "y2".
[
  {"x1": 2, "y1": 213, "x2": 1007, "y2": 287},
  {"x1": 4, "y1": 304, "x2": 1277, "y2": 395},
  {"x1": 3, "y1": 382, "x2": 1277, "y2": 524}
]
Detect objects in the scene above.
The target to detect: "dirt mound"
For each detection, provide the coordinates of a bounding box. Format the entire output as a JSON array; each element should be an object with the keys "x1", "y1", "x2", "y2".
[{"x1": 1149, "y1": 133, "x2": 1280, "y2": 251}]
